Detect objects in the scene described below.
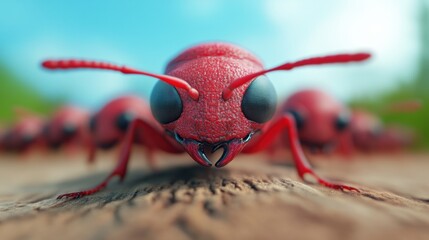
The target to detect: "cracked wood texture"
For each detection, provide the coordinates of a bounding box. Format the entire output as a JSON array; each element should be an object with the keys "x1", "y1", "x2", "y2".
[{"x1": 0, "y1": 151, "x2": 429, "y2": 240}]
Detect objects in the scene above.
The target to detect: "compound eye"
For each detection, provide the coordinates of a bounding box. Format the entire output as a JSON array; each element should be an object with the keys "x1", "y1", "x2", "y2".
[
  {"x1": 89, "y1": 115, "x2": 97, "y2": 133},
  {"x1": 62, "y1": 123, "x2": 77, "y2": 137},
  {"x1": 284, "y1": 109, "x2": 305, "y2": 130},
  {"x1": 116, "y1": 112, "x2": 135, "y2": 131},
  {"x1": 241, "y1": 76, "x2": 277, "y2": 123},
  {"x1": 150, "y1": 81, "x2": 183, "y2": 124},
  {"x1": 335, "y1": 112, "x2": 350, "y2": 131}
]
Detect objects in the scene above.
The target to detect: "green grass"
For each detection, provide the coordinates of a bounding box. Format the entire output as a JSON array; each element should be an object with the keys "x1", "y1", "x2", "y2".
[{"x1": 0, "y1": 64, "x2": 56, "y2": 124}]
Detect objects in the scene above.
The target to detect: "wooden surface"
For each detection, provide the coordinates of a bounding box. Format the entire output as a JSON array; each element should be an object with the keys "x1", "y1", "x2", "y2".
[{"x1": 0, "y1": 151, "x2": 428, "y2": 240}]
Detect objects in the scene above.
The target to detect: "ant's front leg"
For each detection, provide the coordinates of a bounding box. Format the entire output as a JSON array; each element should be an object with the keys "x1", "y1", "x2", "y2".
[
  {"x1": 243, "y1": 114, "x2": 359, "y2": 192},
  {"x1": 57, "y1": 118, "x2": 180, "y2": 199}
]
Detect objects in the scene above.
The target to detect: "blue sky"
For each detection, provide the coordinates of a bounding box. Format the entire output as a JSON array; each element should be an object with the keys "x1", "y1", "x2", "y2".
[{"x1": 0, "y1": 0, "x2": 422, "y2": 110}]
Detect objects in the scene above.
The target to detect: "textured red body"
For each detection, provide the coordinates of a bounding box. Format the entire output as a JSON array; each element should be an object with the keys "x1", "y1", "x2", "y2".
[
  {"x1": 347, "y1": 110, "x2": 414, "y2": 153},
  {"x1": 88, "y1": 95, "x2": 182, "y2": 163},
  {"x1": 44, "y1": 106, "x2": 91, "y2": 150},
  {"x1": 279, "y1": 89, "x2": 349, "y2": 148},
  {"x1": 349, "y1": 110, "x2": 383, "y2": 152},
  {"x1": 91, "y1": 96, "x2": 152, "y2": 148},
  {"x1": 374, "y1": 126, "x2": 415, "y2": 152},
  {"x1": 164, "y1": 43, "x2": 265, "y2": 143},
  {"x1": 2, "y1": 116, "x2": 45, "y2": 153},
  {"x1": 43, "y1": 42, "x2": 370, "y2": 199}
]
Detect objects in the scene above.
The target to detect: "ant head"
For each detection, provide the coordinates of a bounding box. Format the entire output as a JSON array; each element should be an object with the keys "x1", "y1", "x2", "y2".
[
  {"x1": 10, "y1": 116, "x2": 44, "y2": 150},
  {"x1": 44, "y1": 106, "x2": 89, "y2": 148},
  {"x1": 349, "y1": 110, "x2": 384, "y2": 150},
  {"x1": 154, "y1": 43, "x2": 271, "y2": 142},
  {"x1": 350, "y1": 110, "x2": 383, "y2": 135},
  {"x1": 89, "y1": 96, "x2": 150, "y2": 149},
  {"x1": 151, "y1": 43, "x2": 282, "y2": 167},
  {"x1": 281, "y1": 89, "x2": 351, "y2": 147}
]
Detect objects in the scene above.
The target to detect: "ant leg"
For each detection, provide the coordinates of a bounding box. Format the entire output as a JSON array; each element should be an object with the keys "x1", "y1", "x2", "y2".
[
  {"x1": 57, "y1": 118, "x2": 166, "y2": 199},
  {"x1": 243, "y1": 114, "x2": 359, "y2": 192}
]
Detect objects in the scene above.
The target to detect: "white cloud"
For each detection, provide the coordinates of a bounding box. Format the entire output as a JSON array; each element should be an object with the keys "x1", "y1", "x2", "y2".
[{"x1": 263, "y1": 0, "x2": 420, "y2": 101}]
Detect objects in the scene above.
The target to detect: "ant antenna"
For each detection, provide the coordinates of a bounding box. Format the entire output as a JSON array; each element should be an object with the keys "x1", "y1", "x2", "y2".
[
  {"x1": 222, "y1": 53, "x2": 371, "y2": 100},
  {"x1": 42, "y1": 59, "x2": 199, "y2": 100}
]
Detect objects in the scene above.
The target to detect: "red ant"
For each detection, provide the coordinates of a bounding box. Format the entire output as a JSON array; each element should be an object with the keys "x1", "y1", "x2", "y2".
[
  {"x1": 271, "y1": 92, "x2": 418, "y2": 155},
  {"x1": 43, "y1": 106, "x2": 93, "y2": 155},
  {"x1": 375, "y1": 126, "x2": 415, "y2": 152},
  {"x1": 1, "y1": 113, "x2": 45, "y2": 154},
  {"x1": 275, "y1": 89, "x2": 351, "y2": 153},
  {"x1": 42, "y1": 42, "x2": 370, "y2": 199},
  {"x1": 347, "y1": 110, "x2": 415, "y2": 153},
  {"x1": 87, "y1": 95, "x2": 182, "y2": 165},
  {"x1": 347, "y1": 110, "x2": 383, "y2": 152}
]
